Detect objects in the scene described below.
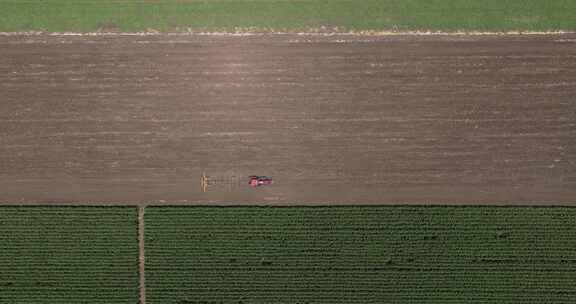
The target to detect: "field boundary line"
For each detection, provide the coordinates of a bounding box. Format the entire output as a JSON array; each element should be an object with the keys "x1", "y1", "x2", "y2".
[
  {"x1": 138, "y1": 205, "x2": 146, "y2": 304},
  {"x1": 1, "y1": 31, "x2": 576, "y2": 37}
]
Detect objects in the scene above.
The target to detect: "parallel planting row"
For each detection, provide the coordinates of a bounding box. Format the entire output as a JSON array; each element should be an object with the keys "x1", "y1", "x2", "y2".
[
  {"x1": 145, "y1": 207, "x2": 576, "y2": 304},
  {"x1": 2, "y1": 207, "x2": 576, "y2": 303},
  {"x1": 0, "y1": 207, "x2": 138, "y2": 303}
]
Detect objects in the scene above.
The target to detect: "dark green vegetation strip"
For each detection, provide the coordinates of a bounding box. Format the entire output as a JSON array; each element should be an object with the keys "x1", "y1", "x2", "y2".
[
  {"x1": 146, "y1": 207, "x2": 576, "y2": 304},
  {"x1": 1, "y1": 0, "x2": 575, "y2": 32},
  {"x1": 0, "y1": 207, "x2": 138, "y2": 304}
]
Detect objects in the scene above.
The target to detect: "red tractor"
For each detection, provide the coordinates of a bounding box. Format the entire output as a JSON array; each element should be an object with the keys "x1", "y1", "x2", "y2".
[{"x1": 248, "y1": 175, "x2": 273, "y2": 187}]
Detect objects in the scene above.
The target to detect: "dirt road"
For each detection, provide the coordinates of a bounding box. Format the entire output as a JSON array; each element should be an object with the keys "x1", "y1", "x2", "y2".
[{"x1": 0, "y1": 34, "x2": 574, "y2": 205}]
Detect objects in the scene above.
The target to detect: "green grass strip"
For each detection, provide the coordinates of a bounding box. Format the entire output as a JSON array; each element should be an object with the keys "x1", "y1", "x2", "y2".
[
  {"x1": 1, "y1": 0, "x2": 575, "y2": 32},
  {"x1": 146, "y1": 206, "x2": 576, "y2": 304},
  {"x1": 0, "y1": 207, "x2": 139, "y2": 304}
]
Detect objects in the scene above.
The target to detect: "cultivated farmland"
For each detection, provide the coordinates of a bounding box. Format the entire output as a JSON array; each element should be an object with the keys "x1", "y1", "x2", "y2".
[
  {"x1": 0, "y1": 207, "x2": 139, "y2": 304},
  {"x1": 1, "y1": 34, "x2": 575, "y2": 205},
  {"x1": 145, "y1": 206, "x2": 576, "y2": 304}
]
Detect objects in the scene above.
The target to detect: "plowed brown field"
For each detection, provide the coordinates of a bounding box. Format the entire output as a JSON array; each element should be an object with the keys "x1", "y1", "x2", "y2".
[{"x1": 0, "y1": 34, "x2": 574, "y2": 205}]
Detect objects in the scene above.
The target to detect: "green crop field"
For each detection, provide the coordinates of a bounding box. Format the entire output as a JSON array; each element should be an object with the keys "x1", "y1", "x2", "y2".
[
  {"x1": 0, "y1": 207, "x2": 139, "y2": 304},
  {"x1": 0, "y1": 0, "x2": 575, "y2": 32},
  {"x1": 146, "y1": 206, "x2": 576, "y2": 304}
]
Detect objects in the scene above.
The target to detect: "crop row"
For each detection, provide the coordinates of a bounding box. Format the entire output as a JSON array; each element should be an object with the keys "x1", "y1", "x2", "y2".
[
  {"x1": 0, "y1": 207, "x2": 138, "y2": 304},
  {"x1": 2, "y1": 206, "x2": 575, "y2": 304},
  {"x1": 145, "y1": 207, "x2": 576, "y2": 304}
]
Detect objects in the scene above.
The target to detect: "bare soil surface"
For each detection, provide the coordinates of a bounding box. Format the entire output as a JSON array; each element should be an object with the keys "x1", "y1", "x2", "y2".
[{"x1": 0, "y1": 34, "x2": 575, "y2": 205}]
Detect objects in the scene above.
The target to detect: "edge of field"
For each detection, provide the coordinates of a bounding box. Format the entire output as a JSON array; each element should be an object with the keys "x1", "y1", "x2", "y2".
[
  {"x1": 1, "y1": 203, "x2": 575, "y2": 207},
  {"x1": 1, "y1": 31, "x2": 576, "y2": 37},
  {"x1": 1, "y1": 0, "x2": 575, "y2": 33}
]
